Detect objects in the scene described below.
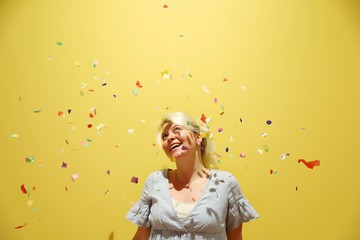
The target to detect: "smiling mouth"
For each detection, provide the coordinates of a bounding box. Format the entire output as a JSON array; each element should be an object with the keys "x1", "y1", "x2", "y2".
[{"x1": 170, "y1": 143, "x2": 181, "y2": 151}]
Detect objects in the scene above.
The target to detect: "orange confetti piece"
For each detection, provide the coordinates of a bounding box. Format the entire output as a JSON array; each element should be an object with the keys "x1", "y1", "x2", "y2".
[
  {"x1": 136, "y1": 80, "x2": 143, "y2": 88},
  {"x1": 200, "y1": 113, "x2": 207, "y2": 123},
  {"x1": 15, "y1": 223, "x2": 26, "y2": 229},
  {"x1": 298, "y1": 159, "x2": 320, "y2": 169},
  {"x1": 57, "y1": 111, "x2": 64, "y2": 117},
  {"x1": 87, "y1": 124, "x2": 93, "y2": 128}
]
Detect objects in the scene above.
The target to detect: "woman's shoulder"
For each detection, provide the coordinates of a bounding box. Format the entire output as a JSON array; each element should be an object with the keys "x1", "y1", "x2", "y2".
[
  {"x1": 211, "y1": 169, "x2": 235, "y2": 178},
  {"x1": 210, "y1": 169, "x2": 238, "y2": 184},
  {"x1": 145, "y1": 168, "x2": 169, "y2": 180}
]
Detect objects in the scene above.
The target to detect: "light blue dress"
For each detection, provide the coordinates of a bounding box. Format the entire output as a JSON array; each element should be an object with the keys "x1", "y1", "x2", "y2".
[{"x1": 126, "y1": 169, "x2": 259, "y2": 239}]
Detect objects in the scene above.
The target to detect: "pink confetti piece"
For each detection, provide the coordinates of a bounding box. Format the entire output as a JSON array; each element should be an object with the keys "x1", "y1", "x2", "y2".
[
  {"x1": 181, "y1": 145, "x2": 189, "y2": 150},
  {"x1": 214, "y1": 98, "x2": 218, "y2": 103},
  {"x1": 218, "y1": 128, "x2": 223, "y2": 133}
]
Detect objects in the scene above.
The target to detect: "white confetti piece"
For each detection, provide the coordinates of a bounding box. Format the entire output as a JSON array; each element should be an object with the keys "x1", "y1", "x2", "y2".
[{"x1": 128, "y1": 129, "x2": 135, "y2": 134}]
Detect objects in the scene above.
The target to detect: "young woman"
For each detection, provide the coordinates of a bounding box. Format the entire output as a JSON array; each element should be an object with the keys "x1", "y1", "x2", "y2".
[{"x1": 126, "y1": 112, "x2": 258, "y2": 239}]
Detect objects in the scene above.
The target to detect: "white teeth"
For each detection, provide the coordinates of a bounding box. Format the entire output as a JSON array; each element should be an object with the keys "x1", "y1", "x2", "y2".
[{"x1": 170, "y1": 143, "x2": 181, "y2": 151}]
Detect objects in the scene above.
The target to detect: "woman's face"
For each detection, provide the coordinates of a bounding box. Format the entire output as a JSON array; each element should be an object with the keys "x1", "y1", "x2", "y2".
[{"x1": 160, "y1": 122, "x2": 198, "y2": 160}]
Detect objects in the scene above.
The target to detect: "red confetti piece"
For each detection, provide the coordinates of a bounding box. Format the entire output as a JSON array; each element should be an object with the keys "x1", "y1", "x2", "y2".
[
  {"x1": 298, "y1": 159, "x2": 320, "y2": 169},
  {"x1": 15, "y1": 223, "x2": 26, "y2": 229},
  {"x1": 20, "y1": 184, "x2": 27, "y2": 194},
  {"x1": 200, "y1": 113, "x2": 207, "y2": 123},
  {"x1": 270, "y1": 169, "x2": 273, "y2": 174},
  {"x1": 89, "y1": 113, "x2": 94, "y2": 118},
  {"x1": 87, "y1": 124, "x2": 92, "y2": 128},
  {"x1": 136, "y1": 80, "x2": 143, "y2": 88},
  {"x1": 131, "y1": 176, "x2": 138, "y2": 184}
]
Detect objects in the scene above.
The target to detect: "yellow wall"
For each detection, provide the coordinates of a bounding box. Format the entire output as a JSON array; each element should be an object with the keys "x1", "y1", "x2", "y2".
[{"x1": 1, "y1": 0, "x2": 359, "y2": 239}]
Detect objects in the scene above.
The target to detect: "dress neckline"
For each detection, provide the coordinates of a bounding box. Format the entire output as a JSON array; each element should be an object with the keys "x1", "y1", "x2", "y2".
[{"x1": 165, "y1": 168, "x2": 213, "y2": 224}]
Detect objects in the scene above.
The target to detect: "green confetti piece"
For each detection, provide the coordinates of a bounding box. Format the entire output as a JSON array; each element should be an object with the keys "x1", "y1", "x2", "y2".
[
  {"x1": 263, "y1": 145, "x2": 269, "y2": 152},
  {"x1": 179, "y1": 34, "x2": 184, "y2": 37},
  {"x1": 26, "y1": 156, "x2": 35, "y2": 163},
  {"x1": 56, "y1": 41, "x2": 63, "y2": 46},
  {"x1": 86, "y1": 138, "x2": 93, "y2": 142},
  {"x1": 34, "y1": 108, "x2": 41, "y2": 113},
  {"x1": 188, "y1": 73, "x2": 193, "y2": 77}
]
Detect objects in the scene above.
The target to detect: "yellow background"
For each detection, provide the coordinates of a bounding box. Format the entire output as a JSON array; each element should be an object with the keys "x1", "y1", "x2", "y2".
[{"x1": 1, "y1": 0, "x2": 359, "y2": 239}]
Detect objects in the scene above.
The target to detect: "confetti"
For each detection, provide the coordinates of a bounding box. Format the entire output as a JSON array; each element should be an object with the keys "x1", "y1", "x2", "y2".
[
  {"x1": 218, "y1": 128, "x2": 223, "y2": 133},
  {"x1": 48, "y1": 55, "x2": 53, "y2": 60},
  {"x1": 62, "y1": 161, "x2": 67, "y2": 168},
  {"x1": 161, "y1": 70, "x2": 171, "y2": 80},
  {"x1": 201, "y1": 85, "x2": 210, "y2": 93},
  {"x1": 179, "y1": 33, "x2": 184, "y2": 37},
  {"x1": 25, "y1": 156, "x2": 35, "y2": 163},
  {"x1": 266, "y1": 120, "x2": 272, "y2": 125},
  {"x1": 136, "y1": 81, "x2": 143, "y2": 88},
  {"x1": 163, "y1": 4, "x2": 168, "y2": 8},
  {"x1": 270, "y1": 169, "x2": 278, "y2": 174},
  {"x1": 15, "y1": 223, "x2": 26, "y2": 229},
  {"x1": 223, "y1": 78, "x2": 228, "y2": 82},
  {"x1": 71, "y1": 174, "x2": 79, "y2": 181},
  {"x1": 128, "y1": 129, "x2": 135, "y2": 134},
  {"x1": 92, "y1": 59, "x2": 99, "y2": 68},
  {"x1": 131, "y1": 176, "x2": 138, "y2": 184},
  {"x1": 67, "y1": 109, "x2": 72, "y2": 114},
  {"x1": 20, "y1": 184, "x2": 27, "y2": 194},
  {"x1": 132, "y1": 89, "x2": 138, "y2": 96},
  {"x1": 87, "y1": 124, "x2": 93, "y2": 128},
  {"x1": 214, "y1": 98, "x2": 218, "y2": 103},
  {"x1": 106, "y1": 170, "x2": 110, "y2": 175},
  {"x1": 225, "y1": 147, "x2": 229, "y2": 152},
  {"x1": 263, "y1": 145, "x2": 269, "y2": 152},
  {"x1": 239, "y1": 153, "x2": 246, "y2": 158},
  {"x1": 34, "y1": 108, "x2": 41, "y2": 113},
  {"x1": 11, "y1": 133, "x2": 19, "y2": 139},
  {"x1": 298, "y1": 159, "x2": 320, "y2": 169},
  {"x1": 58, "y1": 111, "x2": 65, "y2": 117},
  {"x1": 280, "y1": 153, "x2": 290, "y2": 160},
  {"x1": 261, "y1": 132, "x2": 267, "y2": 137},
  {"x1": 181, "y1": 146, "x2": 189, "y2": 150}
]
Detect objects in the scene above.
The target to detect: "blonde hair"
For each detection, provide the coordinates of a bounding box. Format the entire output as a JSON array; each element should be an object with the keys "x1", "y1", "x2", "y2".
[{"x1": 157, "y1": 112, "x2": 216, "y2": 169}]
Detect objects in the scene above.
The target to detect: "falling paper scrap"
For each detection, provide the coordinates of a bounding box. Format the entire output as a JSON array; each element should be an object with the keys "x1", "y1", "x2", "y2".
[
  {"x1": 15, "y1": 223, "x2": 27, "y2": 229},
  {"x1": 298, "y1": 159, "x2": 320, "y2": 169},
  {"x1": 20, "y1": 184, "x2": 27, "y2": 194},
  {"x1": 71, "y1": 174, "x2": 79, "y2": 181},
  {"x1": 131, "y1": 176, "x2": 138, "y2": 184}
]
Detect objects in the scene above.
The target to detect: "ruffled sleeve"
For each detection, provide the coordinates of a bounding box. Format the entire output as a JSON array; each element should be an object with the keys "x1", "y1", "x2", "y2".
[
  {"x1": 226, "y1": 174, "x2": 259, "y2": 230},
  {"x1": 126, "y1": 174, "x2": 153, "y2": 227}
]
